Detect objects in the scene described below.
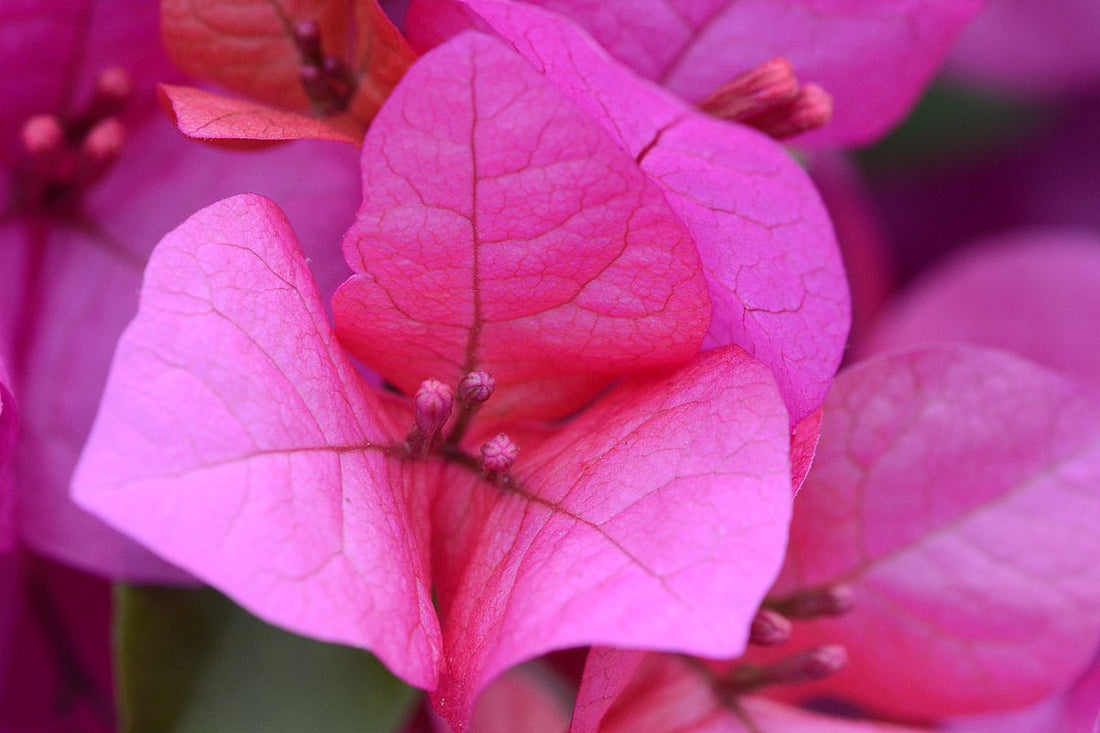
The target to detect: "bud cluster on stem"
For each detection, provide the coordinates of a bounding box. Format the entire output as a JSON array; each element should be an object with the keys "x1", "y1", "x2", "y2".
[
  {"x1": 292, "y1": 19, "x2": 357, "y2": 115},
  {"x1": 16, "y1": 67, "x2": 132, "y2": 212}
]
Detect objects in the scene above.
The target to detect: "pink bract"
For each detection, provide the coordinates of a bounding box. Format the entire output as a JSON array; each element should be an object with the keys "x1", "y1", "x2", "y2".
[
  {"x1": 407, "y1": 0, "x2": 985, "y2": 148},
  {"x1": 860, "y1": 229, "x2": 1100, "y2": 391},
  {"x1": 383, "y1": 3, "x2": 849, "y2": 424},
  {"x1": 946, "y1": 0, "x2": 1100, "y2": 95},
  {"x1": 770, "y1": 346, "x2": 1100, "y2": 718},
  {"x1": 333, "y1": 30, "x2": 710, "y2": 419},
  {"x1": 74, "y1": 190, "x2": 794, "y2": 731}
]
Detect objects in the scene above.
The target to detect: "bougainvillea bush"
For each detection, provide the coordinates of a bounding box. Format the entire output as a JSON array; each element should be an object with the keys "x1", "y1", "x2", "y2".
[{"x1": 3, "y1": 0, "x2": 1099, "y2": 731}]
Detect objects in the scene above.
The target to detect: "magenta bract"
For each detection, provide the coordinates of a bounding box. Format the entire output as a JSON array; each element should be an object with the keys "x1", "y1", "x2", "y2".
[{"x1": 407, "y1": 0, "x2": 984, "y2": 148}]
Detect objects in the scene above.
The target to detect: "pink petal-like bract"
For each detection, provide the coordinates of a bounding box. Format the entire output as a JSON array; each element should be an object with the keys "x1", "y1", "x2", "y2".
[
  {"x1": 571, "y1": 649, "x2": 929, "y2": 733},
  {"x1": 73, "y1": 195, "x2": 440, "y2": 689},
  {"x1": 425, "y1": 346, "x2": 793, "y2": 726},
  {"x1": 161, "y1": 0, "x2": 416, "y2": 142},
  {"x1": 862, "y1": 229, "x2": 1100, "y2": 391},
  {"x1": 408, "y1": 0, "x2": 984, "y2": 148},
  {"x1": 947, "y1": 0, "x2": 1100, "y2": 95},
  {"x1": 157, "y1": 84, "x2": 362, "y2": 144},
  {"x1": 947, "y1": 656, "x2": 1100, "y2": 732},
  {"x1": 352, "y1": 3, "x2": 850, "y2": 424},
  {"x1": 334, "y1": 31, "x2": 711, "y2": 419},
  {"x1": 772, "y1": 345, "x2": 1100, "y2": 717}
]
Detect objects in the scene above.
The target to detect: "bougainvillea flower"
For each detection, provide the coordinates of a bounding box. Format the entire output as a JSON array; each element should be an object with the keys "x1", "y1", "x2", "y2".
[
  {"x1": 0, "y1": 553, "x2": 115, "y2": 732},
  {"x1": 948, "y1": 657, "x2": 1100, "y2": 732},
  {"x1": 75, "y1": 189, "x2": 794, "y2": 730},
  {"x1": 372, "y1": 0, "x2": 849, "y2": 424},
  {"x1": 407, "y1": 0, "x2": 985, "y2": 148},
  {"x1": 2, "y1": 0, "x2": 361, "y2": 580},
  {"x1": 859, "y1": 229, "x2": 1100, "y2": 389},
  {"x1": 77, "y1": 21, "x2": 849, "y2": 727},
  {"x1": 159, "y1": 0, "x2": 417, "y2": 143},
  {"x1": 568, "y1": 344, "x2": 1100, "y2": 731},
  {"x1": 946, "y1": 0, "x2": 1100, "y2": 95}
]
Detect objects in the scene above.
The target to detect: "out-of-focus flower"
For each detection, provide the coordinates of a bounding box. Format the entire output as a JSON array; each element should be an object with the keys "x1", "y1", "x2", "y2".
[
  {"x1": 1, "y1": 0, "x2": 361, "y2": 581},
  {"x1": 946, "y1": 0, "x2": 1100, "y2": 96}
]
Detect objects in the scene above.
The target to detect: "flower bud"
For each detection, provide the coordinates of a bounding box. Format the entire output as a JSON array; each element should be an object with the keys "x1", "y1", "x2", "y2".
[
  {"x1": 457, "y1": 371, "x2": 495, "y2": 407},
  {"x1": 481, "y1": 433, "x2": 519, "y2": 474},
  {"x1": 749, "y1": 607, "x2": 791, "y2": 646}
]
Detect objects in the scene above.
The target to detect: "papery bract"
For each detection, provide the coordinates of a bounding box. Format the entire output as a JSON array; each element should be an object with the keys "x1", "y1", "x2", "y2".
[
  {"x1": 363, "y1": 2, "x2": 849, "y2": 423},
  {"x1": 947, "y1": 0, "x2": 1100, "y2": 95},
  {"x1": 947, "y1": 656, "x2": 1100, "y2": 732},
  {"x1": 860, "y1": 229, "x2": 1100, "y2": 390},
  {"x1": 73, "y1": 194, "x2": 439, "y2": 686},
  {"x1": 770, "y1": 346, "x2": 1100, "y2": 717},
  {"x1": 407, "y1": 0, "x2": 985, "y2": 148},
  {"x1": 75, "y1": 193, "x2": 795, "y2": 731},
  {"x1": 160, "y1": 0, "x2": 417, "y2": 142},
  {"x1": 333, "y1": 31, "x2": 709, "y2": 419}
]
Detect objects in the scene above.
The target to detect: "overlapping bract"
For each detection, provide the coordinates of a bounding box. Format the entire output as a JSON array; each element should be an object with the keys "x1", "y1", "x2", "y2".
[{"x1": 408, "y1": 0, "x2": 984, "y2": 148}]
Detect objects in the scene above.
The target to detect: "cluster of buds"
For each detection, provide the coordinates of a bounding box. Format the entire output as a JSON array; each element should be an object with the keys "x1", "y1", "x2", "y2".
[
  {"x1": 698, "y1": 57, "x2": 833, "y2": 140},
  {"x1": 713, "y1": 584, "x2": 854, "y2": 699},
  {"x1": 406, "y1": 371, "x2": 519, "y2": 477},
  {"x1": 18, "y1": 67, "x2": 131, "y2": 212},
  {"x1": 292, "y1": 19, "x2": 358, "y2": 115}
]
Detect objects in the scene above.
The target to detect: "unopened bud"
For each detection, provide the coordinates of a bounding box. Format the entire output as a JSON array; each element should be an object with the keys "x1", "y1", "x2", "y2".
[
  {"x1": 725, "y1": 644, "x2": 847, "y2": 694},
  {"x1": 414, "y1": 379, "x2": 454, "y2": 437},
  {"x1": 21, "y1": 115, "x2": 65, "y2": 157},
  {"x1": 457, "y1": 371, "x2": 495, "y2": 406},
  {"x1": 82, "y1": 118, "x2": 124, "y2": 163},
  {"x1": 93, "y1": 67, "x2": 133, "y2": 109},
  {"x1": 293, "y1": 19, "x2": 323, "y2": 62},
  {"x1": 76, "y1": 117, "x2": 124, "y2": 186},
  {"x1": 769, "y1": 584, "x2": 854, "y2": 619},
  {"x1": 698, "y1": 58, "x2": 798, "y2": 121},
  {"x1": 744, "y1": 83, "x2": 833, "y2": 140},
  {"x1": 749, "y1": 607, "x2": 791, "y2": 646},
  {"x1": 481, "y1": 433, "x2": 518, "y2": 474}
]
